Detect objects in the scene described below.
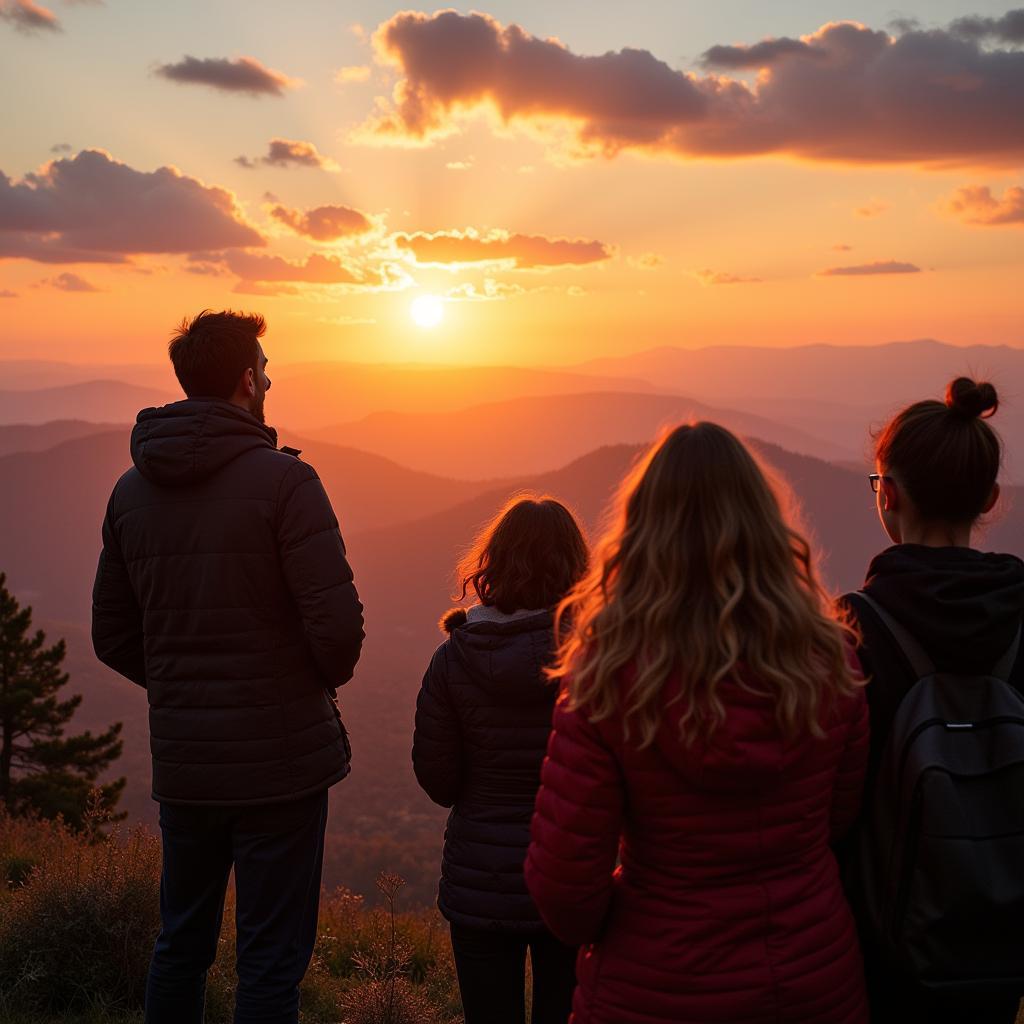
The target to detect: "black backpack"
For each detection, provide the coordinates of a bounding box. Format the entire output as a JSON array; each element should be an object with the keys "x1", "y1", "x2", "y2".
[{"x1": 855, "y1": 591, "x2": 1024, "y2": 995}]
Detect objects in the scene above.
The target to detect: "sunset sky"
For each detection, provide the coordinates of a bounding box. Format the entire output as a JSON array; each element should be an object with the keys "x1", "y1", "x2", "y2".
[{"x1": 1, "y1": 0, "x2": 1023, "y2": 365}]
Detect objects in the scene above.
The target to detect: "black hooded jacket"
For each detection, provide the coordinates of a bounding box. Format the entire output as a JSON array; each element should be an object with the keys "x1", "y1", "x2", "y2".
[
  {"x1": 844, "y1": 543, "x2": 1024, "y2": 782},
  {"x1": 412, "y1": 606, "x2": 560, "y2": 931},
  {"x1": 91, "y1": 399, "x2": 364, "y2": 805}
]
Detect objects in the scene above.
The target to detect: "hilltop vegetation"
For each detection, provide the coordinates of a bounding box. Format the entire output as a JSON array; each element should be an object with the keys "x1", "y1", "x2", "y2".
[{"x1": 0, "y1": 810, "x2": 463, "y2": 1024}]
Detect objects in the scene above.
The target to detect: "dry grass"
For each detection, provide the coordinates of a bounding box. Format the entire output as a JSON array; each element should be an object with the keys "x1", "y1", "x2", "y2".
[{"x1": 0, "y1": 809, "x2": 462, "y2": 1024}]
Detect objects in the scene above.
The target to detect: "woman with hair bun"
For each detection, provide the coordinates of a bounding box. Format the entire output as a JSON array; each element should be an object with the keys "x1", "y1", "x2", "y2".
[
  {"x1": 843, "y1": 377, "x2": 1024, "y2": 1024},
  {"x1": 413, "y1": 495, "x2": 589, "y2": 1024},
  {"x1": 525, "y1": 422, "x2": 870, "y2": 1024}
]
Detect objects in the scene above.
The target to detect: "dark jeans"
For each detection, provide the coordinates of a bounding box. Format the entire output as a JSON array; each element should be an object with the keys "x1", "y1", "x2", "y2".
[
  {"x1": 450, "y1": 922, "x2": 577, "y2": 1024},
  {"x1": 144, "y1": 790, "x2": 328, "y2": 1024}
]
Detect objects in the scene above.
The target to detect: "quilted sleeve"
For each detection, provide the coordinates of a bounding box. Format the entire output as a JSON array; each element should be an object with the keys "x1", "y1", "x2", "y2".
[
  {"x1": 524, "y1": 694, "x2": 624, "y2": 946},
  {"x1": 276, "y1": 460, "x2": 364, "y2": 689},
  {"x1": 91, "y1": 492, "x2": 146, "y2": 688},
  {"x1": 412, "y1": 644, "x2": 462, "y2": 807},
  {"x1": 830, "y1": 681, "x2": 870, "y2": 842}
]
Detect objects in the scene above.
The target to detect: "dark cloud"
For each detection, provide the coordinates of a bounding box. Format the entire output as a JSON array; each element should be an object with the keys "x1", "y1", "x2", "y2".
[
  {"x1": 223, "y1": 251, "x2": 382, "y2": 285},
  {"x1": 0, "y1": 234, "x2": 129, "y2": 262},
  {"x1": 155, "y1": 55, "x2": 296, "y2": 96},
  {"x1": 364, "y1": 11, "x2": 1024, "y2": 165},
  {"x1": 0, "y1": 0, "x2": 60, "y2": 32},
  {"x1": 270, "y1": 203, "x2": 372, "y2": 240},
  {"x1": 47, "y1": 271, "x2": 100, "y2": 291},
  {"x1": 702, "y1": 37, "x2": 822, "y2": 69},
  {"x1": 393, "y1": 229, "x2": 612, "y2": 268},
  {"x1": 944, "y1": 184, "x2": 1024, "y2": 224},
  {"x1": 235, "y1": 139, "x2": 338, "y2": 170},
  {"x1": 950, "y1": 9, "x2": 1024, "y2": 43},
  {"x1": 817, "y1": 259, "x2": 921, "y2": 276},
  {"x1": 50, "y1": 142, "x2": 72, "y2": 153},
  {"x1": 0, "y1": 149, "x2": 264, "y2": 263}
]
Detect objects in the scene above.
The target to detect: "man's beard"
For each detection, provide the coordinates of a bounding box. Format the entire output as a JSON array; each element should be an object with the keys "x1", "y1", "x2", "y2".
[{"x1": 250, "y1": 389, "x2": 266, "y2": 424}]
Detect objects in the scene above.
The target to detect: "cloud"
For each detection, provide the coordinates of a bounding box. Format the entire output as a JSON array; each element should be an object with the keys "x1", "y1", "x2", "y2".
[
  {"x1": 817, "y1": 259, "x2": 921, "y2": 276},
  {"x1": 702, "y1": 37, "x2": 823, "y2": 69},
  {"x1": 0, "y1": 149, "x2": 264, "y2": 263},
  {"x1": 856, "y1": 201, "x2": 888, "y2": 218},
  {"x1": 222, "y1": 251, "x2": 382, "y2": 285},
  {"x1": 832, "y1": 243, "x2": 853, "y2": 251},
  {"x1": 446, "y1": 278, "x2": 527, "y2": 301},
  {"x1": 695, "y1": 268, "x2": 762, "y2": 285},
  {"x1": 362, "y1": 11, "x2": 1024, "y2": 165},
  {"x1": 46, "y1": 271, "x2": 100, "y2": 291},
  {"x1": 50, "y1": 142, "x2": 72, "y2": 153},
  {"x1": 155, "y1": 55, "x2": 297, "y2": 96},
  {"x1": 943, "y1": 184, "x2": 1024, "y2": 225},
  {"x1": 184, "y1": 261, "x2": 226, "y2": 276},
  {"x1": 270, "y1": 203, "x2": 372, "y2": 241},
  {"x1": 0, "y1": 288, "x2": 17, "y2": 297},
  {"x1": 628, "y1": 252, "x2": 663, "y2": 270},
  {"x1": 235, "y1": 138, "x2": 338, "y2": 170},
  {"x1": 393, "y1": 229, "x2": 612, "y2": 268},
  {"x1": 0, "y1": 0, "x2": 59, "y2": 32},
  {"x1": 950, "y1": 10, "x2": 1024, "y2": 43},
  {"x1": 446, "y1": 160, "x2": 473, "y2": 170},
  {"x1": 336, "y1": 64, "x2": 371, "y2": 83}
]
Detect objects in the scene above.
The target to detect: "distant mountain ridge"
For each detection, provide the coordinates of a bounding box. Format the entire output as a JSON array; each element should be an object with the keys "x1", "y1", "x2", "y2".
[
  {"x1": 0, "y1": 420, "x2": 127, "y2": 456},
  {"x1": 564, "y1": 340, "x2": 1024, "y2": 482},
  {"x1": 0, "y1": 430, "x2": 497, "y2": 622},
  {"x1": 310, "y1": 390, "x2": 858, "y2": 477},
  {"x1": 0, "y1": 381, "x2": 176, "y2": 426}
]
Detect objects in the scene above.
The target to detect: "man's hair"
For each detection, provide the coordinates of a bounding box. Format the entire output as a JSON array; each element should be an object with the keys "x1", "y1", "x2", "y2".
[{"x1": 168, "y1": 309, "x2": 266, "y2": 399}]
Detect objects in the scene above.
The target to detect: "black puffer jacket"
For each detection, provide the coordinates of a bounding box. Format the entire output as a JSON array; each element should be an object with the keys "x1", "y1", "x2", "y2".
[
  {"x1": 92, "y1": 399, "x2": 364, "y2": 806},
  {"x1": 413, "y1": 606, "x2": 559, "y2": 931}
]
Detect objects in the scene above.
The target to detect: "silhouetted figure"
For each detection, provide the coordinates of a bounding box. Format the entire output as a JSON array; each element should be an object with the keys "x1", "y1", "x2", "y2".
[
  {"x1": 842, "y1": 377, "x2": 1024, "y2": 1024},
  {"x1": 92, "y1": 310, "x2": 364, "y2": 1024},
  {"x1": 413, "y1": 496, "x2": 588, "y2": 1024},
  {"x1": 525, "y1": 422, "x2": 870, "y2": 1024}
]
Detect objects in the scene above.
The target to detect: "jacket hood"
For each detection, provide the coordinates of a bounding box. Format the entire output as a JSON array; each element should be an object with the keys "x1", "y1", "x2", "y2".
[
  {"x1": 862, "y1": 544, "x2": 1024, "y2": 674},
  {"x1": 130, "y1": 399, "x2": 278, "y2": 487},
  {"x1": 442, "y1": 606, "x2": 556, "y2": 703}
]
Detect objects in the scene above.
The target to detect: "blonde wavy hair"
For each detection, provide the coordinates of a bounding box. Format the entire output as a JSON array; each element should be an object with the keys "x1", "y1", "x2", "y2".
[{"x1": 550, "y1": 422, "x2": 859, "y2": 747}]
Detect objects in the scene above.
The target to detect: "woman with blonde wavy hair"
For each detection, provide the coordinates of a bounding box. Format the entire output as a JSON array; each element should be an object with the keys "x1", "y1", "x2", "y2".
[{"x1": 524, "y1": 422, "x2": 869, "y2": 1024}]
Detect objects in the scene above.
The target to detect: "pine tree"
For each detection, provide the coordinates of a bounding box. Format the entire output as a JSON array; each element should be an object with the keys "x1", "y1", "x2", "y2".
[{"x1": 0, "y1": 572, "x2": 125, "y2": 829}]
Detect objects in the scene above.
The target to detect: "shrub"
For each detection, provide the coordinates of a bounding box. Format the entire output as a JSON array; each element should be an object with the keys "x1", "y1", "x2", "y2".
[
  {"x1": 0, "y1": 814, "x2": 462, "y2": 1023},
  {"x1": 0, "y1": 816, "x2": 160, "y2": 1016}
]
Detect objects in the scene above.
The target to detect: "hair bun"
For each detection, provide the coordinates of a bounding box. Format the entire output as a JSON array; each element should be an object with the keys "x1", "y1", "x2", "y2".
[{"x1": 946, "y1": 376, "x2": 999, "y2": 419}]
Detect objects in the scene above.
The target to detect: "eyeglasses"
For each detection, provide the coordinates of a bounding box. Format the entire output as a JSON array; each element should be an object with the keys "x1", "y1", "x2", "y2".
[{"x1": 868, "y1": 473, "x2": 890, "y2": 494}]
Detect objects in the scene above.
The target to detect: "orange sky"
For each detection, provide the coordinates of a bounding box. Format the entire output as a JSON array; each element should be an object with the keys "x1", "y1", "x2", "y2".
[{"x1": 1, "y1": 2, "x2": 1022, "y2": 365}]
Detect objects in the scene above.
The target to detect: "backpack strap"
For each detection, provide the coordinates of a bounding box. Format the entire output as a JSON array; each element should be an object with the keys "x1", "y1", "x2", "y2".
[
  {"x1": 991, "y1": 626, "x2": 1022, "y2": 683},
  {"x1": 854, "y1": 590, "x2": 936, "y2": 681}
]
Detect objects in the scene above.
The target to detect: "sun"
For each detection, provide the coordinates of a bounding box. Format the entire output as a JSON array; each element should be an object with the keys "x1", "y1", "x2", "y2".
[{"x1": 410, "y1": 294, "x2": 444, "y2": 329}]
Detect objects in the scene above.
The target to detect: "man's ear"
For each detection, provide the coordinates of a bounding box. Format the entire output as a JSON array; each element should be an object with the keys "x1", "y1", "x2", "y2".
[
  {"x1": 880, "y1": 477, "x2": 900, "y2": 513},
  {"x1": 244, "y1": 367, "x2": 256, "y2": 396},
  {"x1": 982, "y1": 482, "x2": 1000, "y2": 514}
]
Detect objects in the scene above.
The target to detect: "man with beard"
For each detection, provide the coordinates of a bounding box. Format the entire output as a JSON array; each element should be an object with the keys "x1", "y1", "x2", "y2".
[{"x1": 92, "y1": 309, "x2": 364, "y2": 1024}]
